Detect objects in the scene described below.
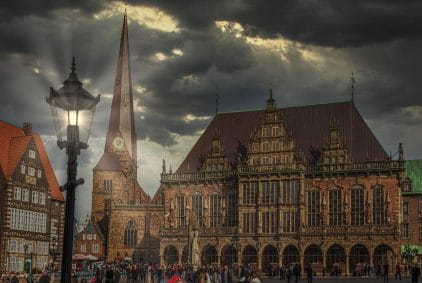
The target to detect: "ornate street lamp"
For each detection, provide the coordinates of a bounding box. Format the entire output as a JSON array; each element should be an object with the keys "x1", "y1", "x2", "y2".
[{"x1": 47, "y1": 57, "x2": 100, "y2": 283}]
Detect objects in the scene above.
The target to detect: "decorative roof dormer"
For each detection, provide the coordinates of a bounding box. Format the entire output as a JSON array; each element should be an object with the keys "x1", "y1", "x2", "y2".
[
  {"x1": 319, "y1": 119, "x2": 351, "y2": 165},
  {"x1": 247, "y1": 91, "x2": 300, "y2": 167},
  {"x1": 200, "y1": 130, "x2": 229, "y2": 172}
]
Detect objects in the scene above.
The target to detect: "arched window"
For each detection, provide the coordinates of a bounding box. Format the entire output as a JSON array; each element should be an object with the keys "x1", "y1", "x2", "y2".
[
  {"x1": 221, "y1": 245, "x2": 237, "y2": 265},
  {"x1": 329, "y1": 189, "x2": 342, "y2": 225},
  {"x1": 351, "y1": 186, "x2": 365, "y2": 225},
  {"x1": 262, "y1": 245, "x2": 278, "y2": 270},
  {"x1": 242, "y1": 245, "x2": 258, "y2": 265},
  {"x1": 349, "y1": 244, "x2": 369, "y2": 273},
  {"x1": 373, "y1": 186, "x2": 385, "y2": 225},
  {"x1": 124, "y1": 220, "x2": 137, "y2": 247},
  {"x1": 283, "y1": 245, "x2": 299, "y2": 265},
  {"x1": 326, "y1": 244, "x2": 345, "y2": 274},
  {"x1": 304, "y1": 245, "x2": 323, "y2": 267},
  {"x1": 202, "y1": 245, "x2": 218, "y2": 265},
  {"x1": 307, "y1": 190, "x2": 321, "y2": 226}
]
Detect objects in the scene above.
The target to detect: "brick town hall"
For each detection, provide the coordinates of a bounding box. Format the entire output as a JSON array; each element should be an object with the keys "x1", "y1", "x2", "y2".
[{"x1": 86, "y1": 13, "x2": 410, "y2": 275}]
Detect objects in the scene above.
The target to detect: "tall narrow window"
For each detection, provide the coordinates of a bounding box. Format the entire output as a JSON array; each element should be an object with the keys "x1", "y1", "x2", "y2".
[
  {"x1": 210, "y1": 194, "x2": 222, "y2": 227},
  {"x1": 104, "y1": 180, "x2": 113, "y2": 193},
  {"x1": 329, "y1": 189, "x2": 342, "y2": 225},
  {"x1": 307, "y1": 190, "x2": 321, "y2": 226},
  {"x1": 243, "y1": 182, "x2": 257, "y2": 204},
  {"x1": 351, "y1": 187, "x2": 365, "y2": 225},
  {"x1": 282, "y1": 180, "x2": 300, "y2": 204},
  {"x1": 124, "y1": 220, "x2": 137, "y2": 247},
  {"x1": 263, "y1": 181, "x2": 279, "y2": 204},
  {"x1": 373, "y1": 187, "x2": 385, "y2": 225},
  {"x1": 177, "y1": 196, "x2": 186, "y2": 227},
  {"x1": 192, "y1": 195, "x2": 203, "y2": 227},
  {"x1": 262, "y1": 211, "x2": 278, "y2": 233},
  {"x1": 226, "y1": 194, "x2": 238, "y2": 227},
  {"x1": 243, "y1": 212, "x2": 257, "y2": 233},
  {"x1": 282, "y1": 210, "x2": 298, "y2": 233},
  {"x1": 402, "y1": 201, "x2": 409, "y2": 239}
]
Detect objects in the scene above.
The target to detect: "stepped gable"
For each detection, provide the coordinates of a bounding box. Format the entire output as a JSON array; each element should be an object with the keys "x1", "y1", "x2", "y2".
[
  {"x1": 177, "y1": 101, "x2": 388, "y2": 173},
  {"x1": 0, "y1": 120, "x2": 64, "y2": 201}
]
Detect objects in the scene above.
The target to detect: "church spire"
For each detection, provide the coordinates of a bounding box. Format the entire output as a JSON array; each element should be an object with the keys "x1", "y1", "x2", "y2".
[{"x1": 105, "y1": 13, "x2": 137, "y2": 162}]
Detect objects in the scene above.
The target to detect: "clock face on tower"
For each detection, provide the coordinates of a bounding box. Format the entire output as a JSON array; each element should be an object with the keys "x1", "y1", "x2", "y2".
[{"x1": 113, "y1": 137, "x2": 124, "y2": 149}]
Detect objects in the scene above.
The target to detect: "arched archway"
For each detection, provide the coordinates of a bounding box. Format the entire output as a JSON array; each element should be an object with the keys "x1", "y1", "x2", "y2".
[
  {"x1": 373, "y1": 244, "x2": 394, "y2": 267},
  {"x1": 202, "y1": 245, "x2": 218, "y2": 265},
  {"x1": 349, "y1": 244, "x2": 369, "y2": 274},
  {"x1": 182, "y1": 246, "x2": 189, "y2": 264},
  {"x1": 242, "y1": 245, "x2": 258, "y2": 265},
  {"x1": 262, "y1": 245, "x2": 278, "y2": 270},
  {"x1": 221, "y1": 245, "x2": 237, "y2": 265},
  {"x1": 304, "y1": 244, "x2": 323, "y2": 269},
  {"x1": 124, "y1": 219, "x2": 137, "y2": 247},
  {"x1": 283, "y1": 245, "x2": 300, "y2": 266},
  {"x1": 326, "y1": 244, "x2": 345, "y2": 275},
  {"x1": 164, "y1": 245, "x2": 178, "y2": 265}
]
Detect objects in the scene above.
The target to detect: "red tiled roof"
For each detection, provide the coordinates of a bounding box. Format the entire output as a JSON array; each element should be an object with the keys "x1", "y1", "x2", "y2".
[
  {"x1": 0, "y1": 121, "x2": 64, "y2": 201},
  {"x1": 177, "y1": 101, "x2": 388, "y2": 173}
]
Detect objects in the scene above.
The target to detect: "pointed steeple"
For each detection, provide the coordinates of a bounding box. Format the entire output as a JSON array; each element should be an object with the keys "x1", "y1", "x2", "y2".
[
  {"x1": 105, "y1": 13, "x2": 137, "y2": 162},
  {"x1": 266, "y1": 88, "x2": 276, "y2": 111}
]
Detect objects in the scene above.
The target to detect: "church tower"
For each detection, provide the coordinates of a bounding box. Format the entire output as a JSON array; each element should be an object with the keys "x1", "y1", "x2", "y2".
[{"x1": 92, "y1": 12, "x2": 147, "y2": 223}]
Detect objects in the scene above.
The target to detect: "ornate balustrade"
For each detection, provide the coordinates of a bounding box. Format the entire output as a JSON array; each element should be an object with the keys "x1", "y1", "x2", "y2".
[
  {"x1": 159, "y1": 226, "x2": 238, "y2": 237},
  {"x1": 300, "y1": 224, "x2": 399, "y2": 236},
  {"x1": 160, "y1": 161, "x2": 404, "y2": 182}
]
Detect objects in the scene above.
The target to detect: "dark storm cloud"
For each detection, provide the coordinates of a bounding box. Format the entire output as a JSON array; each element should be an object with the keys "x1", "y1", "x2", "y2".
[
  {"x1": 0, "y1": 0, "x2": 106, "y2": 20},
  {"x1": 130, "y1": 0, "x2": 422, "y2": 47}
]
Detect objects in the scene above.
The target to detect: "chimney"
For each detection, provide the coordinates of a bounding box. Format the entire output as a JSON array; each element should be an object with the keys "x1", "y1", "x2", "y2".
[{"x1": 23, "y1": 122, "x2": 32, "y2": 136}]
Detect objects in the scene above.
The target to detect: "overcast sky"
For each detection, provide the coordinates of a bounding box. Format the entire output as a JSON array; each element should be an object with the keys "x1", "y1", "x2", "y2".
[{"x1": 1, "y1": 0, "x2": 421, "y2": 219}]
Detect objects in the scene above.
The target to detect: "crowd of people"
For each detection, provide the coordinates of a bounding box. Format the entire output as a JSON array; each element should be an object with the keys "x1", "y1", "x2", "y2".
[{"x1": 1, "y1": 261, "x2": 422, "y2": 282}]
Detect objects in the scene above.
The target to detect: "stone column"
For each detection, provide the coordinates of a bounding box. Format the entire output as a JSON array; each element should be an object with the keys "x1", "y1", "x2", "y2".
[
  {"x1": 258, "y1": 255, "x2": 263, "y2": 273},
  {"x1": 345, "y1": 255, "x2": 350, "y2": 276}
]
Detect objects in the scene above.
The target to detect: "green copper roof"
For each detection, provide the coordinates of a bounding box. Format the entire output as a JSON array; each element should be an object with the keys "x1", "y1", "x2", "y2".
[{"x1": 405, "y1": 160, "x2": 422, "y2": 194}]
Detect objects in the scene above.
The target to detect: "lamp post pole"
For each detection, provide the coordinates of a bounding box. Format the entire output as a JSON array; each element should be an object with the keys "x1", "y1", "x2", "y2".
[{"x1": 60, "y1": 126, "x2": 84, "y2": 283}]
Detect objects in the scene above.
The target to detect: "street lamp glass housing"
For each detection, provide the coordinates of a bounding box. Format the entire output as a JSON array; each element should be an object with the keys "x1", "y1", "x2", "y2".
[{"x1": 47, "y1": 58, "x2": 100, "y2": 146}]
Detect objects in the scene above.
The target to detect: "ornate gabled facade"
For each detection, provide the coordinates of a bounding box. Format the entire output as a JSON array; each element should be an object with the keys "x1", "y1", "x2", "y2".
[
  {"x1": 158, "y1": 94, "x2": 404, "y2": 275},
  {"x1": 92, "y1": 13, "x2": 162, "y2": 263},
  {"x1": 0, "y1": 121, "x2": 65, "y2": 273}
]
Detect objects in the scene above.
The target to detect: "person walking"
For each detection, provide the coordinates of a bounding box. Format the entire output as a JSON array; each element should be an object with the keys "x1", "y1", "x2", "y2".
[
  {"x1": 383, "y1": 263, "x2": 389, "y2": 283},
  {"x1": 412, "y1": 265, "x2": 421, "y2": 283},
  {"x1": 292, "y1": 264, "x2": 299, "y2": 283},
  {"x1": 305, "y1": 265, "x2": 313, "y2": 283},
  {"x1": 395, "y1": 262, "x2": 402, "y2": 280}
]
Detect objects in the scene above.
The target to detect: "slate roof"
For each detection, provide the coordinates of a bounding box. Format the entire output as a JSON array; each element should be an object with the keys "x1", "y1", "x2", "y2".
[
  {"x1": 177, "y1": 101, "x2": 388, "y2": 173},
  {"x1": 404, "y1": 160, "x2": 422, "y2": 194},
  {"x1": 94, "y1": 152, "x2": 122, "y2": 171},
  {"x1": 0, "y1": 120, "x2": 64, "y2": 201}
]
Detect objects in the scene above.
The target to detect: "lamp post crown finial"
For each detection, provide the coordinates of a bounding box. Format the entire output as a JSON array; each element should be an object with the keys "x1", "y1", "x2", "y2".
[{"x1": 71, "y1": 56, "x2": 76, "y2": 73}]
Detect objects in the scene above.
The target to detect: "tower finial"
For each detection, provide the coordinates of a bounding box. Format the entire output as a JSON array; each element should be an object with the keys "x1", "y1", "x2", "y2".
[
  {"x1": 351, "y1": 72, "x2": 356, "y2": 103},
  {"x1": 215, "y1": 86, "x2": 219, "y2": 115},
  {"x1": 71, "y1": 56, "x2": 76, "y2": 73}
]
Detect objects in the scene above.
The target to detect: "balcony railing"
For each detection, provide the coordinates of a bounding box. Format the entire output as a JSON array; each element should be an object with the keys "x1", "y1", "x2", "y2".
[
  {"x1": 159, "y1": 226, "x2": 238, "y2": 237},
  {"x1": 161, "y1": 171, "x2": 234, "y2": 182},
  {"x1": 300, "y1": 224, "x2": 399, "y2": 236},
  {"x1": 160, "y1": 161, "x2": 404, "y2": 182}
]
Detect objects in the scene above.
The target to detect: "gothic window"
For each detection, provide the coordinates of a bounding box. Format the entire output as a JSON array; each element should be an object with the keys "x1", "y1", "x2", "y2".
[
  {"x1": 373, "y1": 186, "x2": 385, "y2": 225},
  {"x1": 402, "y1": 201, "x2": 409, "y2": 239},
  {"x1": 262, "y1": 211, "x2": 278, "y2": 233},
  {"x1": 243, "y1": 212, "x2": 257, "y2": 233},
  {"x1": 282, "y1": 180, "x2": 300, "y2": 204},
  {"x1": 103, "y1": 180, "x2": 113, "y2": 193},
  {"x1": 177, "y1": 195, "x2": 186, "y2": 227},
  {"x1": 192, "y1": 195, "x2": 204, "y2": 227},
  {"x1": 351, "y1": 187, "x2": 365, "y2": 225},
  {"x1": 210, "y1": 194, "x2": 222, "y2": 227},
  {"x1": 226, "y1": 194, "x2": 238, "y2": 227},
  {"x1": 329, "y1": 189, "x2": 342, "y2": 225},
  {"x1": 124, "y1": 220, "x2": 137, "y2": 247},
  {"x1": 282, "y1": 210, "x2": 298, "y2": 233},
  {"x1": 307, "y1": 190, "x2": 321, "y2": 226},
  {"x1": 243, "y1": 182, "x2": 258, "y2": 204}
]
